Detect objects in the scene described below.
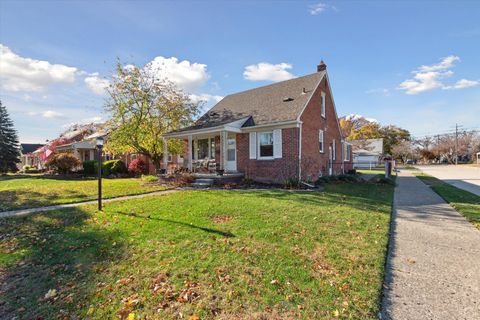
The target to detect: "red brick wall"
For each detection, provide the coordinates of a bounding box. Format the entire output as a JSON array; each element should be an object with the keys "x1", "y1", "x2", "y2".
[
  {"x1": 300, "y1": 77, "x2": 350, "y2": 179},
  {"x1": 236, "y1": 128, "x2": 299, "y2": 184}
]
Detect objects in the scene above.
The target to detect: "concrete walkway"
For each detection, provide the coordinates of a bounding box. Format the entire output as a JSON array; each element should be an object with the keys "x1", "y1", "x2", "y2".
[
  {"x1": 381, "y1": 170, "x2": 480, "y2": 319},
  {"x1": 0, "y1": 189, "x2": 177, "y2": 219}
]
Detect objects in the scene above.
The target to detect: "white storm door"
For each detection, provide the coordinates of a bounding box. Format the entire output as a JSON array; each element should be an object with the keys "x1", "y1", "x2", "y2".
[{"x1": 226, "y1": 135, "x2": 237, "y2": 172}]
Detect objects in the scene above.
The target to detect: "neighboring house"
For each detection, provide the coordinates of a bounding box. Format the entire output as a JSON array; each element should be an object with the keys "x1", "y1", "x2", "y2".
[
  {"x1": 56, "y1": 129, "x2": 183, "y2": 174},
  {"x1": 164, "y1": 61, "x2": 353, "y2": 183},
  {"x1": 17, "y1": 143, "x2": 45, "y2": 170},
  {"x1": 350, "y1": 138, "x2": 384, "y2": 168}
]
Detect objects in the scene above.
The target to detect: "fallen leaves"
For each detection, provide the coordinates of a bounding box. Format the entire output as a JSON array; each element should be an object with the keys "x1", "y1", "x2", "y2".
[
  {"x1": 215, "y1": 268, "x2": 231, "y2": 284},
  {"x1": 210, "y1": 215, "x2": 233, "y2": 223},
  {"x1": 177, "y1": 280, "x2": 200, "y2": 303},
  {"x1": 117, "y1": 275, "x2": 135, "y2": 286},
  {"x1": 44, "y1": 289, "x2": 57, "y2": 300},
  {"x1": 117, "y1": 294, "x2": 140, "y2": 319}
]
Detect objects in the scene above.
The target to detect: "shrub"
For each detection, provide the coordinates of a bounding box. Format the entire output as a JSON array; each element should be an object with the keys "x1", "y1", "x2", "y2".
[
  {"x1": 337, "y1": 174, "x2": 358, "y2": 182},
  {"x1": 141, "y1": 174, "x2": 158, "y2": 183},
  {"x1": 128, "y1": 159, "x2": 148, "y2": 176},
  {"x1": 242, "y1": 178, "x2": 255, "y2": 185},
  {"x1": 316, "y1": 174, "x2": 358, "y2": 185},
  {"x1": 22, "y1": 165, "x2": 40, "y2": 174},
  {"x1": 83, "y1": 160, "x2": 96, "y2": 176},
  {"x1": 373, "y1": 176, "x2": 396, "y2": 185},
  {"x1": 46, "y1": 153, "x2": 80, "y2": 174},
  {"x1": 283, "y1": 177, "x2": 300, "y2": 189},
  {"x1": 102, "y1": 160, "x2": 127, "y2": 176}
]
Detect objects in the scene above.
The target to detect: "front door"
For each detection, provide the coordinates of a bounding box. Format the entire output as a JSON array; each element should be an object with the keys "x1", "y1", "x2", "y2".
[
  {"x1": 226, "y1": 134, "x2": 237, "y2": 172},
  {"x1": 328, "y1": 146, "x2": 333, "y2": 175}
]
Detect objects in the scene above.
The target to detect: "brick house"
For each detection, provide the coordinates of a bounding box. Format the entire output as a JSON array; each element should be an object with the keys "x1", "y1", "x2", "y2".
[{"x1": 163, "y1": 61, "x2": 352, "y2": 183}]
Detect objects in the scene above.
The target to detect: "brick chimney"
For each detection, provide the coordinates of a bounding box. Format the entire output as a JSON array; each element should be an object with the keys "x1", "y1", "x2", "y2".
[{"x1": 317, "y1": 60, "x2": 327, "y2": 72}]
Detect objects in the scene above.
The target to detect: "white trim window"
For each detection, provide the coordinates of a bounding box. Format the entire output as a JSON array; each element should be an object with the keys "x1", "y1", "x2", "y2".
[
  {"x1": 321, "y1": 91, "x2": 326, "y2": 118},
  {"x1": 319, "y1": 129, "x2": 324, "y2": 153},
  {"x1": 258, "y1": 131, "x2": 274, "y2": 159},
  {"x1": 346, "y1": 144, "x2": 351, "y2": 161},
  {"x1": 249, "y1": 132, "x2": 257, "y2": 159},
  {"x1": 332, "y1": 139, "x2": 336, "y2": 160}
]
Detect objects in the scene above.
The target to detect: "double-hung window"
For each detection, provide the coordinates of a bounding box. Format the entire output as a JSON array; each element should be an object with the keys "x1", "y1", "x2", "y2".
[
  {"x1": 258, "y1": 132, "x2": 274, "y2": 158},
  {"x1": 321, "y1": 92, "x2": 326, "y2": 118},
  {"x1": 319, "y1": 130, "x2": 324, "y2": 153}
]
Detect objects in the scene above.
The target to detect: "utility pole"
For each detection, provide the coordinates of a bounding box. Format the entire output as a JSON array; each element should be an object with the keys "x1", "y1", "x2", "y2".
[{"x1": 455, "y1": 123, "x2": 458, "y2": 165}]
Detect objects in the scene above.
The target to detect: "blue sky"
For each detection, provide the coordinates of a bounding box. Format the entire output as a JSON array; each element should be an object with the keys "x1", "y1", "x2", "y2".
[{"x1": 1, "y1": 0, "x2": 479, "y2": 143}]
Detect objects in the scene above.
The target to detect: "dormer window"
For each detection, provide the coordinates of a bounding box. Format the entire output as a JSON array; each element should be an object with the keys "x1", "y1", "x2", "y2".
[{"x1": 321, "y1": 92, "x2": 326, "y2": 118}]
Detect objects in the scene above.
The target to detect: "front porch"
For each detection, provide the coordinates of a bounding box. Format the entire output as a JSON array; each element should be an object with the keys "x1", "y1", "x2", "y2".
[{"x1": 163, "y1": 127, "x2": 242, "y2": 174}]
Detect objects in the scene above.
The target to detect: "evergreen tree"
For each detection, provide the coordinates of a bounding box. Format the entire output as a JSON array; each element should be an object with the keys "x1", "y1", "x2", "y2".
[{"x1": 0, "y1": 101, "x2": 21, "y2": 173}]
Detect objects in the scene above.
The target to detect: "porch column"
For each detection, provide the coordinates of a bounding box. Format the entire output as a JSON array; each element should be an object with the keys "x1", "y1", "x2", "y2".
[
  {"x1": 220, "y1": 131, "x2": 228, "y2": 171},
  {"x1": 162, "y1": 138, "x2": 168, "y2": 171},
  {"x1": 187, "y1": 135, "x2": 193, "y2": 171}
]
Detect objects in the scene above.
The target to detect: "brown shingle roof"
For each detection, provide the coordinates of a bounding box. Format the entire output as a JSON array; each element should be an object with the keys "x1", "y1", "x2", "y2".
[{"x1": 171, "y1": 71, "x2": 325, "y2": 133}]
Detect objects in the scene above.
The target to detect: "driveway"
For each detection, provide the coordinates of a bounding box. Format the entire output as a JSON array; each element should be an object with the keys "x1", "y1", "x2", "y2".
[{"x1": 415, "y1": 165, "x2": 480, "y2": 196}]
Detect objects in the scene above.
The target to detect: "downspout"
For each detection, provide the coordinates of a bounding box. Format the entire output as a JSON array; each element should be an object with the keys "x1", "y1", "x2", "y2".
[
  {"x1": 341, "y1": 139, "x2": 345, "y2": 174},
  {"x1": 298, "y1": 121, "x2": 303, "y2": 181}
]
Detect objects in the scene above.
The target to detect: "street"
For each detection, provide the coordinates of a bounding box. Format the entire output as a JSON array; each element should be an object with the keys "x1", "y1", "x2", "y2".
[{"x1": 415, "y1": 165, "x2": 480, "y2": 196}]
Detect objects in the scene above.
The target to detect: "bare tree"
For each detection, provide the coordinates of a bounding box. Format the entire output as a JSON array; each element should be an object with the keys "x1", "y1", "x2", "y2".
[{"x1": 391, "y1": 140, "x2": 413, "y2": 164}]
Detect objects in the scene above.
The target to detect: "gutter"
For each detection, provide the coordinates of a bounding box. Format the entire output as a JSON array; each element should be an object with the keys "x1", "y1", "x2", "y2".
[{"x1": 298, "y1": 121, "x2": 303, "y2": 180}]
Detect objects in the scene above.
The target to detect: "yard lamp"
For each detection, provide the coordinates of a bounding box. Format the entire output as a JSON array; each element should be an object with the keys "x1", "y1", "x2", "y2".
[{"x1": 96, "y1": 137, "x2": 104, "y2": 211}]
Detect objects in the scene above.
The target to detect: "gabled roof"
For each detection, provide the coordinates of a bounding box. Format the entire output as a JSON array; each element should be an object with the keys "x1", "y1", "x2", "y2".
[
  {"x1": 169, "y1": 71, "x2": 325, "y2": 134},
  {"x1": 20, "y1": 143, "x2": 44, "y2": 154}
]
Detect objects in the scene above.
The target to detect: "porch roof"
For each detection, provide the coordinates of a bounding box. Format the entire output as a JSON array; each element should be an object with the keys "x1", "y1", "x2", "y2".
[
  {"x1": 163, "y1": 117, "x2": 251, "y2": 139},
  {"x1": 56, "y1": 140, "x2": 96, "y2": 151}
]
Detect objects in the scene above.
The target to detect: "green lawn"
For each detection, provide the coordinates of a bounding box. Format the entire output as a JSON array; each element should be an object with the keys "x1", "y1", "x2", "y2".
[
  {"x1": 0, "y1": 183, "x2": 393, "y2": 319},
  {"x1": 356, "y1": 169, "x2": 386, "y2": 176},
  {"x1": 415, "y1": 173, "x2": 480, "y2": 229},
  {"x1": 0, "y1": 176, "x2": 166, "y2": 212}
]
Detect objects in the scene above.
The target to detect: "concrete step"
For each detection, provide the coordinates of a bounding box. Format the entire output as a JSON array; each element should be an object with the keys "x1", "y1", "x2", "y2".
[
  {"x1": 191, "y1": 182, "x2": 212, "y2": 188},
  {"x1": 195, "y1": 178, "x2": 214, "y2": 184}
]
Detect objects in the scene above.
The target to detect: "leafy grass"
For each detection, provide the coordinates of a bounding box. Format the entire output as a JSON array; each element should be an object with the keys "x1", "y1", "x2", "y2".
[
  {"x1": 0, "y1": 176, "x2": 167, "y2": 212},
  {"x1": 0, "y1": 184, "x2": 394, "y2": 319},
  {"x1": 415, "y1": 172, "x2": 480, "y2": 229}
]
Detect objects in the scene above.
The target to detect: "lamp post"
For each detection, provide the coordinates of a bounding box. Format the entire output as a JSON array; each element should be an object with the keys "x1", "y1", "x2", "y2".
[{"x1": 96, "y1": 137, "x2": 104, "y2": 211}]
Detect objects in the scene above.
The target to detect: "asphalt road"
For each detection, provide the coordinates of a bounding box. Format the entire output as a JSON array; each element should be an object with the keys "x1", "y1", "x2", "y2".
[{"x1": 415, "y1": 164, "x2": 480, "y2": 196}]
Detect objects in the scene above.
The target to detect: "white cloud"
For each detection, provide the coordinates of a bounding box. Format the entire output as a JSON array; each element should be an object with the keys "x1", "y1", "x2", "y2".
[
  {"x1": 398, "y1": 71, "x2": 452, "y2": 95},
  {"x1": 308, "y1": 3, "x2": 337, "y2": 15},
  {"x1": 84, "y1": 73, "x2": 110, "y2": 95},
  {"x1": 345, "y1": 114, "x2": 378, "y2": 123},
  {"x1": 27, "y1": 110, "x2": 65, "y2": 119},
  {"x1": 145, "y1": 56, "x2": 209, "y2": 92},
  {"x1": 418, "y1": 55, "x2": 459, "y2": 72},
  {"x1": 443, "y1": 78, "x2": 479, "y2": 90},
  {"x1": 366, "y1": 88, "x2": 390, "y2": 96},
  {"x1": 189, "y1": 93, "x2": 223, "y2": 105},
  {"x1": 398, "y1": 55, "x2": 478, "y2": 94},
  {"x1": 243, "y1": 62, "x2": 295, "y2": 82},
  {"x1": 0, "y1": 44, "x2": 78, "y2": 92}
]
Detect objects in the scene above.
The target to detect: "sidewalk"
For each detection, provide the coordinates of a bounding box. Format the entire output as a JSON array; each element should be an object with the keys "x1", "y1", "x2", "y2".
[
  {"x1": 381, "y1": 170, "x2": 480, "y2": 319},
  {"x1": 0, "y1": 189, "x2": 177, "y2": 219}
]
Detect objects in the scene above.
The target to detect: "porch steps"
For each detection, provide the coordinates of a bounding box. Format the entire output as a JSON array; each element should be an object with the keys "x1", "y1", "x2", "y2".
[{"x1": 191, "y1": 178, "x2": 214, "y2": 188}]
